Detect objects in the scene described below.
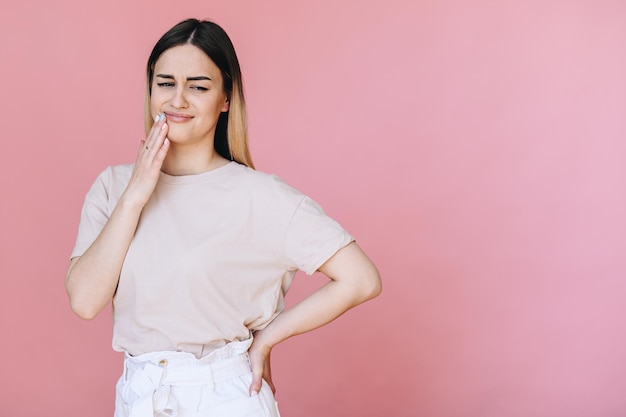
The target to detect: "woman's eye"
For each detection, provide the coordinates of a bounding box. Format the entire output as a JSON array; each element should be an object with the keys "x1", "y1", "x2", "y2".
[
  {"x1": 191, "y1": 86, "x2": 209, "y2": 91},
  {"x1": 156, "y1": 82, "x2": 174, "y2": 87}
]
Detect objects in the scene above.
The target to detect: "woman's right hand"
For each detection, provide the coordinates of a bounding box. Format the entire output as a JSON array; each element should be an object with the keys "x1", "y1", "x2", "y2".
[
  {"x1": 122, "y1": 114, "x2": 170, "y2": 208},
  {"x1": 65, "y1": 114, "x2": 170, "y2": 320}
]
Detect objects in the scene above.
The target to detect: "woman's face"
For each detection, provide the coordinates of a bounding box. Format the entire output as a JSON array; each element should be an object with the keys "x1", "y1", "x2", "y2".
[{"x1": 150, "y1": 44, "x2": 229, "y2": 146}]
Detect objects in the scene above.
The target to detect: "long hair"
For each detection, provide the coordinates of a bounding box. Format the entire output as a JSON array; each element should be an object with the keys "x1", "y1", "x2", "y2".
[{"x1": 144, "y1": 19, "x2": 254, "y2": 168}]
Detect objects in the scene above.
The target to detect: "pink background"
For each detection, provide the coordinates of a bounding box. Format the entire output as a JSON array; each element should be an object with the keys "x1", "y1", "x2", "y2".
[{"x1": 2, "y1": 1, "x2": 626, "y2": 416}]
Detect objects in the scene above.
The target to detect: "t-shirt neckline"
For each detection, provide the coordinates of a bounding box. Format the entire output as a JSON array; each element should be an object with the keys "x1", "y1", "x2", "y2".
[{"x1": 158, "y1": 161, "x2": 239, "y2": 185}]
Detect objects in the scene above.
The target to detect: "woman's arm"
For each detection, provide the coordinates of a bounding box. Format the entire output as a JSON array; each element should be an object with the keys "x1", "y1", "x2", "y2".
[
  {"x1": 248, "y1": 241, "x2": 382, "y2": 395},
  {"x1": 65, "y1": 117, "x2": 169, "y2": 320},
  {"x1": 65, "y1": 198, "x2": 147, "y2": 320}
]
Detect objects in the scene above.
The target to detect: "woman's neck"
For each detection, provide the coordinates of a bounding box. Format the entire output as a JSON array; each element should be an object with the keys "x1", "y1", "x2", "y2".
[{"x1": 160, "y1": 142, "x2": 230, "y2": 176}]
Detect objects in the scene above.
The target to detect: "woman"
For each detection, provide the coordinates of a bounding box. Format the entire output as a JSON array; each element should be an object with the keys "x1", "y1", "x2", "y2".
[{"x1": 66, "y1": 18, "x2": 381, "y2": 417}]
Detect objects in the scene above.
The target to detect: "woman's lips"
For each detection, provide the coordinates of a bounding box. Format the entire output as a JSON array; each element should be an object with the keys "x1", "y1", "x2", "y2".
[{"x1": 164, "y1": 112, "x2": 194, "y2": 123}]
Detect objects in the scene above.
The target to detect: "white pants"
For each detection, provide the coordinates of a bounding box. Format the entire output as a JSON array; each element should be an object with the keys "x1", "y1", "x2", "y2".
[{"x1": 114, "y1": 339, "x2": 280, "y2": 417}]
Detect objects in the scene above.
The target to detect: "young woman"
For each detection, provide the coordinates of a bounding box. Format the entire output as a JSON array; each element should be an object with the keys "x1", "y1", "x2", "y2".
[{"x1": 66, "y1": 18, "x2": 381, "y2": 417}]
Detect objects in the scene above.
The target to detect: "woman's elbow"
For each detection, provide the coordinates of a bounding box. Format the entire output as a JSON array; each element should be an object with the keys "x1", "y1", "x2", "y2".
[
  {"x1": 363, "y1": 269, "x2": 382, "y2": 300},
  {"x1": 66, "y1": 282, "x2": 103, "y2": 320},
  {"x1": 68, "y1": 296, "x2": 101, "y2": 321},
  {"x1": 65, "y1": 259, "x2": 104, "y2": 320},
  {"x1": 350, "y1": 265, "x2": 381, "y2": 304}
]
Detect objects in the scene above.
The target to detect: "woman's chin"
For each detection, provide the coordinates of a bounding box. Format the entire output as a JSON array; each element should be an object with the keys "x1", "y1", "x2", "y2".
[{"x1": 165, "y1": 132, "x2": 187, "y2": 145}]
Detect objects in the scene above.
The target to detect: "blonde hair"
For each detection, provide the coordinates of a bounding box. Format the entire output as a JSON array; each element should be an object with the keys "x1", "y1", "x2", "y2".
[{"x1": 226, "y1": 82, "x2": 253, "y2": 168}]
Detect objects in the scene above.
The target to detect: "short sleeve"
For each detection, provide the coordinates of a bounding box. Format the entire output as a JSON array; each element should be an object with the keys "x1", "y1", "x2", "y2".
[
  {"x1": 70, "y1": 168, "x2": 113, "y2": 259},
  {"x1": 283, "y1": 196, "x2": 354, "y2": 275}
]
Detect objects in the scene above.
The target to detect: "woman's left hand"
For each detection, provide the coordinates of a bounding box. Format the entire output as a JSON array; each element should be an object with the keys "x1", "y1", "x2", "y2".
[{"x1": 248, "y1": 331, "x2": 276, "y2": 396}]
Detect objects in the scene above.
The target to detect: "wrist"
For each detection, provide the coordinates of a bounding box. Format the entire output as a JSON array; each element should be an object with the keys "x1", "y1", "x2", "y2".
[
  {"x1": 252, "y1": 328, "x2": 278, "y2": 351},
  {"x1": 117, "y1": 191, "x2": 148, "y2": 212}
]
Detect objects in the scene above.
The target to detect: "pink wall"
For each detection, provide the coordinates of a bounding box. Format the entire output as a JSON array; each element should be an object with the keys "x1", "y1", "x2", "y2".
[{"x1": 2, "y1": 1, "x2": 625, "y2": 416}]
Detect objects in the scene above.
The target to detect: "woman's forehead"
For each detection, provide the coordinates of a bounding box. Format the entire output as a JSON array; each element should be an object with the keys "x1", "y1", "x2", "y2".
[{"x1": 155, "y1": 44, "x2": 221, "y2": 80}]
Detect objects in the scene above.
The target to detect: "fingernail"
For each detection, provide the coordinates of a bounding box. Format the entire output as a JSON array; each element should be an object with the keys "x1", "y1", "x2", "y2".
[
  {"x1": 154, "y1": 114, "x2": 160, "y2": 122},
  {"x1": 251, "y1": 390, "x2": 258, "y2": 397}
]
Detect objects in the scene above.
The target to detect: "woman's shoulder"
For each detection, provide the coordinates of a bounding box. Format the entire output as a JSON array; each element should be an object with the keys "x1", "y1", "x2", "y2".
[
  {"x1": 106, "y1": 163, "x2": 134, "y2": 175},
  {"x1": 90, "y1": 163, "x2": 133, "y2": 177},
  {"x1": 232, "y1": 164, "x2": 303, "y2": 199},
  {"x1": 86, "y1": 164, "x2": 134, "y2": 195}
]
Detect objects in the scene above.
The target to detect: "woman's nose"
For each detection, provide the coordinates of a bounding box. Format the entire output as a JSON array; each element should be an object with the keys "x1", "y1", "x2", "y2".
[{"x1": 170, "y1": 87, "x2": 188, "y2": 108}]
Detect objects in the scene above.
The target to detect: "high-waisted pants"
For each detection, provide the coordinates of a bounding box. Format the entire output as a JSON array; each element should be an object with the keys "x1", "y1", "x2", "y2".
[{"x1": 114, "y1": 339, "x2": 280, "y2": 417}]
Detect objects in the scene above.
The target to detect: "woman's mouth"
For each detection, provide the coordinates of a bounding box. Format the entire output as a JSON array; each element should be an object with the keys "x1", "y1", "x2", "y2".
[{"x1": 164, "y1": 112, "x2": 194, "y2": 123}]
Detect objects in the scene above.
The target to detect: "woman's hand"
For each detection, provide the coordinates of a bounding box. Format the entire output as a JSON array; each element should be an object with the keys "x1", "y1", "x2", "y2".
[
  {"x1": 122, "y1": 114, "x2": 170, "y2": 208},
  {"x1": 65, "y1": 114, "x2": 171, "y2": 320},
  {"x1": 248, "y1": 329, "x2": 276, "y2": 396}
]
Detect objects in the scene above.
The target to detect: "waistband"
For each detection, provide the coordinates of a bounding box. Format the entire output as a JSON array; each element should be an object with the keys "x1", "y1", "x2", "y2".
[{"x1": 122, "y1": 338, "x2": 253, "y2": 417}]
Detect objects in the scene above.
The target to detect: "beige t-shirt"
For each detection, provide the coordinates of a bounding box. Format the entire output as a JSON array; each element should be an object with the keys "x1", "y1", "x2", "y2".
[{"x1": 71, "y1": 162, "x2": 353, "y2": 358}]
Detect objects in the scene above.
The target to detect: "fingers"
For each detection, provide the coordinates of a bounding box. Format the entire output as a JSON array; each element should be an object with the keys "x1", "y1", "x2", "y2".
[
  {"x1": 154, "y1": 138, "x2": 170, "y2": 165},
  {"x1": 124, "y1": 114, "x2": 169, "y2": 206},
  {"x1": 263, "y1": 351, "x2": 276, "y2": 394},
  {"x1": 140, "y1": 113, "x2": 168, "y2": 159},
  {"x1": 248, "y1": 339, "x2": 276, "y2": 397},
  {"x1": 249, "y1": 372, "x2": 263, "y2": 397},
  {"x1": 249, "y1": 351, "x2": 264, "y2": 396}
]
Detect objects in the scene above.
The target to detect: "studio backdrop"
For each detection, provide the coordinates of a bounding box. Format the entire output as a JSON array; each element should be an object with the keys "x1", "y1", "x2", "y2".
[{"x1": 1, "y1": 1, "x2": 625, "y2": 416}]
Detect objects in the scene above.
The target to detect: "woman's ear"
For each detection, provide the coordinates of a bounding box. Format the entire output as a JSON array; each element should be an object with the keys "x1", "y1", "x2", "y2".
[{"x1": 222, "y1": 96, "x2": 230, "y2": 112}]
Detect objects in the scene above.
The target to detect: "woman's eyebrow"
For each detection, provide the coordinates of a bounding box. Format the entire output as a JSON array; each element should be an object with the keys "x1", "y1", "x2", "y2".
[{"x1": 156, "y1": 74, "x2": 212, "y2": 81}]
